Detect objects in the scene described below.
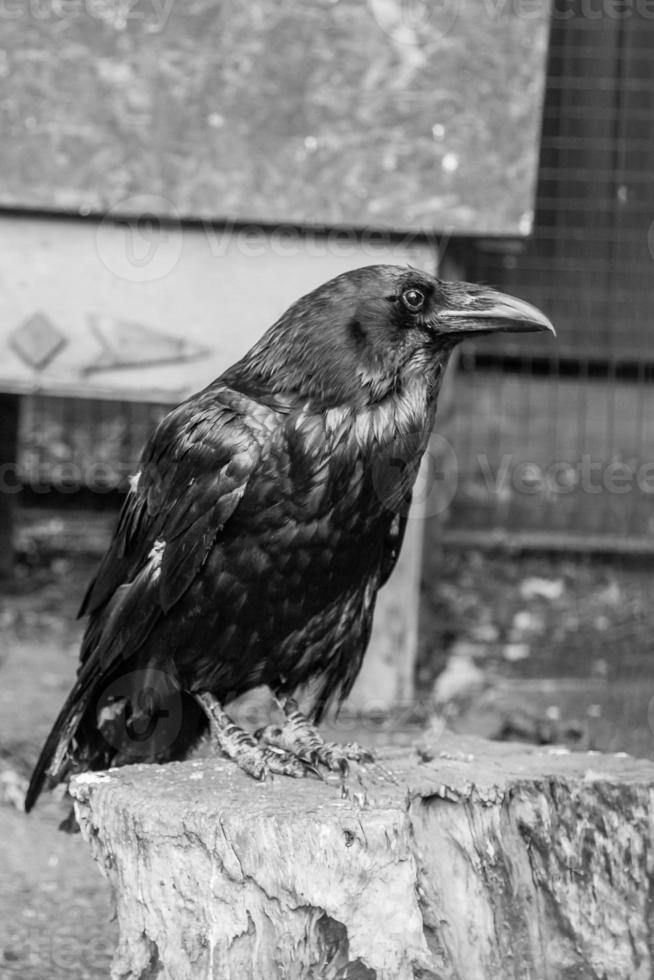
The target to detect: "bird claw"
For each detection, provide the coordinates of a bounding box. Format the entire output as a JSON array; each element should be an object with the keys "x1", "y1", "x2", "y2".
[
  {"x1": 315, "y1": 740, "x2": 377, "y2": 776},
  {"x1": 200, "y1": 695, "x2": 386, "y2": 785},
  {"x1": 196, "y1": 697, "x2": 313, "y2": 781},
  {"x1": 258, "y1": 718, "x2": 376, "y2": 779},
  {"x1": 224, "y1": 742, "x2": 321, "y2": 781},
  {"x1": 259, "y1": 745, "x2": 312, "y2": 779},
  {"x1": 254, "y1": 728, "x2": 324, "y2": 779}
]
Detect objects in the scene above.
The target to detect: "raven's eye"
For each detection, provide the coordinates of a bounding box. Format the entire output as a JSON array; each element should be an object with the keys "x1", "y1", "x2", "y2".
[{"x1": 401, "y1": 288, "x2": 425, "y2": 313}]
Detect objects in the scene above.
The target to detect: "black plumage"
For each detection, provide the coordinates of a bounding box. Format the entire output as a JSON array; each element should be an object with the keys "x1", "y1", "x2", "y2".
[{"x1": 25, "y1": 264, "x2": 553, "y2": 809}]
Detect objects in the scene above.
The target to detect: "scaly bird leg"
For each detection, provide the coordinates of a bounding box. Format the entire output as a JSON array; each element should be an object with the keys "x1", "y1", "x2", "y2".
[
  {"x1": 257, "y1": 697, "x2": 375, "y2": 776},
  {"x1": 194, "y1": 692, "x2": 318, "y2": 780}
]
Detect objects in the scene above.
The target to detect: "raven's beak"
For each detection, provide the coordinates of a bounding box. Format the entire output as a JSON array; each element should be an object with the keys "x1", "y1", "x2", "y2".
[{"x1": 438, "y1": 285, "x2": 556, "y2": 337}]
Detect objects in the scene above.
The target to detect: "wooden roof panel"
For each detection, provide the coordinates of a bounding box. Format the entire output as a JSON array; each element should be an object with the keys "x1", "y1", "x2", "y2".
[{"x1": 0, "y1": 1, "x2": 550, "y2": 235}]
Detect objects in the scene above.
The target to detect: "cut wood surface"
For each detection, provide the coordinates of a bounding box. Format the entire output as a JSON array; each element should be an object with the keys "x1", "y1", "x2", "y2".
[{"x1": 70, "y1": 733, "x2": 654, "y2": 980}]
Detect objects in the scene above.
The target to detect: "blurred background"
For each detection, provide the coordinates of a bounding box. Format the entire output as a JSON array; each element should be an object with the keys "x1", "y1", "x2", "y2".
[{"x1": 1, "y1": 2, "x2": 654, "y2": 974}]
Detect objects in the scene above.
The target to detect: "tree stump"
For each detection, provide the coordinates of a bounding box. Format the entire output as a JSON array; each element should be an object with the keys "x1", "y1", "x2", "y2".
[{"x1": 69, "y1": 733, "x2": 654, "y2": 980}]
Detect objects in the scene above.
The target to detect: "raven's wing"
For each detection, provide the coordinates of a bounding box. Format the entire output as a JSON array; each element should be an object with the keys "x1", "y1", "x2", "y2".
[
  {"x1": 81, "y1": 392, "x2": 259, "y2": 618},
  {"x1": 77, "y1": 390, "x2": 262, "y2": 674},
  {"x1": 25, "y1": 391, "x2": 261, "y2": 811},
  {"x1": 379, "y1": 508, "x2": 410, "y2": 587}
]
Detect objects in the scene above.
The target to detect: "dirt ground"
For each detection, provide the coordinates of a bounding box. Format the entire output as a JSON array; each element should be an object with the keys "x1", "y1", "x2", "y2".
[
  {"x1": 420, "y1": 542, "x2": 654, "y2": 758},
  {"x1": 0, "y1": 553, "x2": 116, "y2": 979},
  {"x1": 3, "y1": 509, "x2": 654, "y2": 977}
]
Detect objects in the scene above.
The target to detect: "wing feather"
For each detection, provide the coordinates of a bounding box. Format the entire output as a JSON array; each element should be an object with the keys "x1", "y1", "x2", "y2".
[{"x1": 79, "y1": 391, "x2": 260, "y2": 654}]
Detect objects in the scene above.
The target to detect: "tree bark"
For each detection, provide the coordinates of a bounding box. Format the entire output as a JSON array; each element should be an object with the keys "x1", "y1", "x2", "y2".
[{"x1": 70, "y1": 733, "x2": 654, "y2": 980}]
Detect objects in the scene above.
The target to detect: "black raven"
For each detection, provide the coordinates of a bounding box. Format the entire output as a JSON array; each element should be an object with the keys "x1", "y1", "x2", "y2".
[{"x1": 25, "y1": 264, "x2": 553, "y2": 810}]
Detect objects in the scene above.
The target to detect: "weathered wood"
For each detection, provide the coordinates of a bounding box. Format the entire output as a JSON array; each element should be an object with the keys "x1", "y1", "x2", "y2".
[
  {"x1": 70, "y1": 733, "x2": 654, "y2": 980},
  {"x1": 0, "y1": 393, "x2": 20, "y2": 577},
  {"x1": 0, "y1": 215, "x2": 434, "y2": 401},
  {"x1": 0, "y1": 3, "x2": 550, "y2": 234}
]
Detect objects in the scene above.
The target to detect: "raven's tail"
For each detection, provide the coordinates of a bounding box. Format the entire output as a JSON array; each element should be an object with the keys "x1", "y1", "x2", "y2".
[{"x1": 24, "y1": 668, "x2": 98, "y2": 813}]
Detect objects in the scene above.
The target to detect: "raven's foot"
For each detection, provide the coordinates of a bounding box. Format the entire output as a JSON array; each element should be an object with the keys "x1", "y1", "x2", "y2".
[
  {"x1": 194, "y1": 693, "x2": 318, "y2": 780},
  {"x1": 257, "y1": 698, "x2": 375, "y2": 776}
]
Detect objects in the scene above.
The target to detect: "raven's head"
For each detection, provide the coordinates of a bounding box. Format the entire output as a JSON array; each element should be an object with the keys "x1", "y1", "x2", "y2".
[{"x1": 226, "y1": 264, "x2": 554, "y2": 409}]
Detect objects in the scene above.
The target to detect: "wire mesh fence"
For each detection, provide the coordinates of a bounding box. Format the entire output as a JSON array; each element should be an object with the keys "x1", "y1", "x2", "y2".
[
  {"x1": 18, "y1": 396, "x2": 170, "y2": 493},
  {"x1": 445, "y1": 3, "x2": 654, "y2": 548},
  {"x1": 445, "y1": 353, "x2": 654, "y2": 545}
]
